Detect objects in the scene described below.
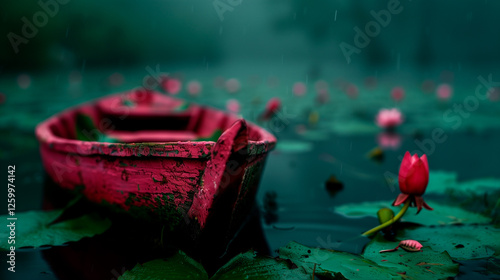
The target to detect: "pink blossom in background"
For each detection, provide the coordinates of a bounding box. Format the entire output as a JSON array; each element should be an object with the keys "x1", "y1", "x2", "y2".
[
  {"x1": 293, "y1": 82, "x2": 307, "y2": 96},
  {"x1": 391, "y1": 87, "x2": 405, "y2": 102},
  {"x1": 421, "y1": 79, "x2": 435, "y2": 93},
  {"x1": 17, "y1": 74, "x2": 31, "y2": 89},
  {"x1": 0, "y1": 93, "x2": 5, "y2": 104},
  {"x1": 436, "y1": 83, "x2": 452, "y2": 100},
  {"x1": 266, "y1": 97, "x2": 281, "y2": 112},
  {"x1": 377, "y1": 132, "x2": 401, "y2": 149},
  {"x1": 226, "y1": 99, "x2": 240, "y2": 114},
  {"x1": 345, "y1": 83, "x2": 359, "y2": 99},
  {"x1": 108, "y1": 72, "x2": 124, "y2": 87},
  {"x1": 187, "y1": 80, "x2": 202, "y2": 96},
  {"x1": 162, "y1": 78, "x2": 182, "y2": 95},
  {"x1": 260, "y1": 97, "x2": 281, "y2": 120},
  {"x1": 225, "y1": 78, "x2": 241, "y2": 93},
  {"x1": 376, "y1": 108, "x2": 404, "y2": 128}
]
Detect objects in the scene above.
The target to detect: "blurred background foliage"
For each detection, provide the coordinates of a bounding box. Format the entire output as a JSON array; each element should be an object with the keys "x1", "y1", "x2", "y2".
[
  {"x1": 0, "y1": 0, "x2": 222, "y2": 71},
  {"x1": 1, "y1": 0, "x2": 500, "y2": 73}
]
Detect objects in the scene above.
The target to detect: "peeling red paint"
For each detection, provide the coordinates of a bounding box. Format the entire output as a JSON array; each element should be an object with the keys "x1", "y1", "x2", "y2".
[{"x1": 36, "y1": 90, "x2": 276, "y2": 236}]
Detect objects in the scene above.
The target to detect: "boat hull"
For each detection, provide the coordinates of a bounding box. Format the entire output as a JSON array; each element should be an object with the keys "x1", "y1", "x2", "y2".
[{"x1": 36, "y1": 90, "x2": 276, "y2": 243}]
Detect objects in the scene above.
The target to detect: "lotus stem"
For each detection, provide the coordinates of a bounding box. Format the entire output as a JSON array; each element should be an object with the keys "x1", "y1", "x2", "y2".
[{"x1": 361, "y1": 199, "x2": 411, "y2": 237}]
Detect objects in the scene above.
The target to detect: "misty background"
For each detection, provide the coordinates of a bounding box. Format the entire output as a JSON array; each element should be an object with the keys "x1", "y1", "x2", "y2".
[{"x1": 1, "y1": 0, "x2": 499, "y2": 73}]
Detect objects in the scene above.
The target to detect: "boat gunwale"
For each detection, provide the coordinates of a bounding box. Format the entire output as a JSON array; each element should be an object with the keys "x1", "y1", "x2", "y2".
[{"x1": 35, "y1": 94, "x2": 277, "y2": 159}]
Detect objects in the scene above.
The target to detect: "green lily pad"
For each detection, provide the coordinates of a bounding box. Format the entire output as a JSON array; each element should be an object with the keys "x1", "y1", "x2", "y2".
[
  {"x1": 363, "y1": 235, "x2": 459, "y2": 279},
  {"x1": 211, "y1": 251, "x2": 310, "y2": 280},
  {"x1": 119, "y1": 251, "x2": 208, "y2": 280},
  {"x1": 399, "y1": 225, "x2": 500, "y2": 260},
  {"x1": 275, "y1": 140, "x2": 313, "y2": 153},
  {"x1": 426, "y1": 172, "x2": 500, "y2": 223},
  {"x1": 280, "y1": 241, "x2": 424, "y2": 279},
  {"x1": 120, "y1": 251, "x2": 310, "y2": 280},
  {"x1": 0, "y1": 210, "x2": 111, "y2": 250},
  {"x1": 334, "y1": 200, "x2": 491, "y2": 226},
  {"x1": 450, "y1": 178, "x2": 500, "y2": 194}
]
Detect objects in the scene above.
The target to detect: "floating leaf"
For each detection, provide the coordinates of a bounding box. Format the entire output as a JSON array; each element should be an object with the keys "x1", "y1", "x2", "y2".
[
  {"x1": 377, "y1": 208, "x2": 395, "y2": 224},
  {"x1": 211, "y1": 251, "x2": 309, "y2": 280},
  {"x1": 399, "y1": 225, "x2": 500, "y2": 260},
  {"x1": 0, "y1": 210, "x2": 111, "y2": 250},
  {"x1": 367, "y1": 147, "x2": 384, "y2": 162},
  {"x1": 449, "y1": 178, "x2": 500, "y2": 195},
  {"x1": 279, "y1": 241, "x2": 404, "y2": 279},
  {"x1": 334, "y1": 200, "x2": 491, "y2": 226},
  {"x1": 325, "y1": 175, "x2": 344, "y2": 198},
  {"x1": 119, "y1": 251, "x2": 208, "y2": 280},
  {"x1": 363, "y1": 235, "x2": 459, "y2": 279},
  {"x1": 426, "y1": 172, "x2": 500, "y2": 222}
]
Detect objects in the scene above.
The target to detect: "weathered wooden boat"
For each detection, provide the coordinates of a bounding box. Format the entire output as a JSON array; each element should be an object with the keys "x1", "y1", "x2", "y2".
[{"x1": 36, "y1": 89, "x2": 276, "y2": 246}]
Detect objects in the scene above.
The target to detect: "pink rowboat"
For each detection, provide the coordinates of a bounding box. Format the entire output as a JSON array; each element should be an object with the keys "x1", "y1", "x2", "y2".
[{"x1": 36, "y1": 89, "x2": 276, "y2": 241}]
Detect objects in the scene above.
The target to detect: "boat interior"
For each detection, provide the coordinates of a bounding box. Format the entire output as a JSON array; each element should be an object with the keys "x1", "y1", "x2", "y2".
[{"x1": 48, "y1": 90, "x2": 263, "y2": 144}]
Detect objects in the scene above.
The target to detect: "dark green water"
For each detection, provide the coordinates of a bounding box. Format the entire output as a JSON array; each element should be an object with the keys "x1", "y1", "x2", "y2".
[
  {"x1": 1, "y1": 122, "x2": 499, "y2": 279},
  {"x1": 2, "y1": 0, "x2": 500, "y2": 278},
  {"x1": 1, "y1": 60, "x2": 500, "y2": 279}
]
